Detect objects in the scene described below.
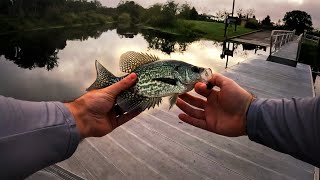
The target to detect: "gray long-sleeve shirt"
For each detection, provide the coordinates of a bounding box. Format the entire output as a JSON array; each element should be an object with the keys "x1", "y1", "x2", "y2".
[
  {"x1": 0, "y1": 96, "x2": 319, "y2": 179},
  {"x1": 0, "y1": 96, "x2": 80, "y2": 179},
  {"x1": 247, "y1": 97, "x2": 320, "y2": 167}
]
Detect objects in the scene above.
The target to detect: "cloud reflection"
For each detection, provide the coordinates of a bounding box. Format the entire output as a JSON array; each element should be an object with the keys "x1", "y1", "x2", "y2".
[{"x1": 0, "y1": 30, "x2": 267, "y2": 102}]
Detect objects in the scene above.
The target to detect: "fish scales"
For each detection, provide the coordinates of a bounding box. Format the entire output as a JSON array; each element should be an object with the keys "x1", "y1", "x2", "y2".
[
  {"x1": 87, "y1": 51, "x2": 212, "y2": 115},
  {"x1": 135, "y1": 62, "x2": 185, "y2": 97}
]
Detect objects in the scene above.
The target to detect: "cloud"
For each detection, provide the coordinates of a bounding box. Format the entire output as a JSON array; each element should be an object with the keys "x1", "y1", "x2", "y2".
[{"x1": 100, "y1": 0, "x2": 320, "y2": 28}]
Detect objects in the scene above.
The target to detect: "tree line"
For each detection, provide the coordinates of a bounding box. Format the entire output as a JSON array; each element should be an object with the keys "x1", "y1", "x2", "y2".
[
  {"x1": 0, "y1": 0, "x2": 316, "y2": 35},
  {"x1": 0, "y1": 0, "x2": 211, "y2": 32}
]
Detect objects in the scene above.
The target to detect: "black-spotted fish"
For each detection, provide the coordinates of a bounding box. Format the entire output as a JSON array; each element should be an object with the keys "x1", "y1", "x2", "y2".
[{"x1": 87, "y1": 51, "x2": 212, "y2": 115}]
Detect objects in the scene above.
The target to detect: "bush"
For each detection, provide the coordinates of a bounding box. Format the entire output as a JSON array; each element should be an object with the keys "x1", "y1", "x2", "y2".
[
  {"x1": 118, "y1": 13, "x2": 131, "y2": 25},
  {"x1": 245, "y1": 19, "x2": 259, "y2": 29}
]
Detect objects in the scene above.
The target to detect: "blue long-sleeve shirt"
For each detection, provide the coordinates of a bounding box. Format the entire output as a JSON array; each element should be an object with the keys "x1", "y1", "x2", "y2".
[{"x1": 0, "y1": 96, "x2": 80, "y2": 179}]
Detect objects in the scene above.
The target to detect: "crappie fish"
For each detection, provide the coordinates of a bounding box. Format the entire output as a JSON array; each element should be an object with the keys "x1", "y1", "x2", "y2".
[{"x1": 87, "y1": 51, "x2": 212, "y2": 115}]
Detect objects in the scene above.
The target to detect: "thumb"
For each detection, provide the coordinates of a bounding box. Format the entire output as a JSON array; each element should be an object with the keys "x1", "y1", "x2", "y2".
[
  {"x1": 195, "y1": 82, "x2": 212, "y2": 98},
  {"x1": 104, "y1": 73, "x2": 137, "y2": 97}
]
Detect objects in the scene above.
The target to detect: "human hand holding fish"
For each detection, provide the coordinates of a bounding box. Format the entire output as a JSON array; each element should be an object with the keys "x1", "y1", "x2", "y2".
[
  {"x1": 65, "y1": 73, "x2": 140, "y2": 139},
  {"x1": 66, "y1": 51, "x2": 213, "y2": 138},
  {"x1": 177, "y1": 73, "x2": 254, "y2": 137}
]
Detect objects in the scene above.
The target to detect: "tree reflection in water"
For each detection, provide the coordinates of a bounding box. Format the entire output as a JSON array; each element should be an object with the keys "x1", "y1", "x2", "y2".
[
  {"x1": 140, "y1": 29, "x2": 197, "y2": 55},
  {"x1": 0, "y1": 25, "x2": 114, "y2": 70}
]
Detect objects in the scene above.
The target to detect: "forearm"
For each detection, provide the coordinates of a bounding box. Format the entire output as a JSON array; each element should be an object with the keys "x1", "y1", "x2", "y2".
[
  {"x1": 247, "y1": 97, "x2": 320, "y2": 167},
  {"x1": 0, "y1": 96, "x2": 80, "y2": 179}
]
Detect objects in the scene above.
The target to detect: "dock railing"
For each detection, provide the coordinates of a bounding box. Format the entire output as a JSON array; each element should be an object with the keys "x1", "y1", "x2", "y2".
[
  {"x1": 304, "y1": 34, "x2": 320, "y2": 43},
  {"x1": 269, "y1": 30, "x2": 296, "y2": 55}
]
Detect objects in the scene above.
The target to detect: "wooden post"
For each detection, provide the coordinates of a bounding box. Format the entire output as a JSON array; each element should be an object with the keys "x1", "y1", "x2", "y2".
[{"x1": 269, "y1": 34, "x2": 273, "y2": 56}]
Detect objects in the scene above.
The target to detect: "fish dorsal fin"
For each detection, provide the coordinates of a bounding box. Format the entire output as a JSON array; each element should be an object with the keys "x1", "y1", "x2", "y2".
[{"x1": 120, "y1": 51, "x2": 159, "y2": 73}]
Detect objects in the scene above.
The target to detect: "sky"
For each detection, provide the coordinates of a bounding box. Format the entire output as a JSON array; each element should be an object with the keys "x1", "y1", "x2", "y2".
[{"x1": 100, "y1": 0, "x2": 320, "y2": 29}]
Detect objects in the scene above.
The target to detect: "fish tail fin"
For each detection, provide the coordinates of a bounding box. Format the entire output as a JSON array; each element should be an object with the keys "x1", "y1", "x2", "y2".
[{"x1": 87, "y1": 60, "x2": 119, "y2": 91}]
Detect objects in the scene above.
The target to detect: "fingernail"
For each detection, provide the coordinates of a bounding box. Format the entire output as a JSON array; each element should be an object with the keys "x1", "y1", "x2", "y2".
[{"x1": 128, "y1": 73, "x2": 137, "y2": 80}]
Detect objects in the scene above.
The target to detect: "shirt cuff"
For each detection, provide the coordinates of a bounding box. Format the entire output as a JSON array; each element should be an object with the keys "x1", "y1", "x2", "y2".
[
  {"x1": 246, "y1": 98, "x2": 265, "y2": 142},
  {"x1": 53, "y1": 102, "x2": 81, "y2": 159}
]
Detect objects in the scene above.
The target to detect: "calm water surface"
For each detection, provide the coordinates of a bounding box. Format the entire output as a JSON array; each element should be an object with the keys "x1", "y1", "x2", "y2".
[{"x1": 0, "y1": 26, "x2": 268, "y2": 102}]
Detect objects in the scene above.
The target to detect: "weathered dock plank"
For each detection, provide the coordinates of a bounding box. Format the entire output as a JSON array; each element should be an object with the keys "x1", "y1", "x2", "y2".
[{"x1": 272, "y1": 40, "x2": 299, "y2": 61}]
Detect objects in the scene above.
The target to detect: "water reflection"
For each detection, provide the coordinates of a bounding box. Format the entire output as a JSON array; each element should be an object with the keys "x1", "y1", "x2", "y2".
[
  {"x1": 0, "y1": 26, "x2": 269, "y2": 102},
  {"x1": 220, "y1": 40, "x2": 268, "y2": 68},
  {"x1": 0, "y1": 25, "x2": 114, "y2": 70},
  {"x1": 140, "y1": 29, "x2": 196, "y2": 55}
]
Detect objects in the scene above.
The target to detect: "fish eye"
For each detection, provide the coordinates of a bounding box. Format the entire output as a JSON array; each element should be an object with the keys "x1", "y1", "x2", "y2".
[{"x1": 191, "y1": 66, "x2": 200, "y2": 73}]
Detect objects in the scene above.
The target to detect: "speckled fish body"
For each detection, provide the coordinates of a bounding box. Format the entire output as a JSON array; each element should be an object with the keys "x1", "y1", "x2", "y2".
[{"x1": 87, "y1": 51, "x2": 212, "y2": 114}]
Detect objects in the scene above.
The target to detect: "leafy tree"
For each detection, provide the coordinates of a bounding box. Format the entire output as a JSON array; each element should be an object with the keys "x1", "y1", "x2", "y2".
[
  {"x1": 162, "y1": 0, "x2": 179, "y2": 26},
  {"x1": 117, "y1": 1, "x2": 144, "y2": 24},
  {"x1": 283, "y1": 10, "x2": 313, "y2": 34},
  {"x1": 178, "y1": 3, "x2": 198, "y2": 20},
  {"x1": 261, "y1": 15, "x2": 272, "y2": 27},
  {"x1": 179, "y1": 3, "x2": 191, "y2": 19},
  {"x1": 189, "y1": 7, "x2": 198, "y2": 20}
]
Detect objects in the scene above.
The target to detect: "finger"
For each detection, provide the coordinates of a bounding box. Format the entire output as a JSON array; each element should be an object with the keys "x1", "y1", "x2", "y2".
[
  {"x1": 194, "y1": 82, "x2": 212, "y2": 98},
  {"x1": 176, "y1": 99, "x2": 205, "y2": 120},
  {"x1": 116, "y1": 110, "x2": 142, "y2": 127},
  {"x1": 178, "y1": 113, "x2": 207, "y2": 130},
  {"x1": 178, "y1": 93, "x2": 206, "y2": 109},
  {"x1": 208, "y1": 73, "x2": 231, "y2": 88},
  {"x1": 105, "y1": 73, "x2": 137, "y2": 96}
]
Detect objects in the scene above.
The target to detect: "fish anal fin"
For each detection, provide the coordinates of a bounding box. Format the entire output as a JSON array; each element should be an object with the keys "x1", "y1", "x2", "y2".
[
  {"x1": 116, "y1": 91, "x2": 162, "y2": 115},
  {"x1": 169, "y1": 94, "x2": 179, "y2": 110}
]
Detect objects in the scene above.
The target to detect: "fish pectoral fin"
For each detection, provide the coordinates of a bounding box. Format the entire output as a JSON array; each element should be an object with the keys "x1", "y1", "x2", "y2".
[
  {"x1": 153, "y1": 78, "x2": 177, "y2": 86},
  {"x1": 169, "y1": 94, "x2": 179, "y2": 110},
  {"x1": 119, "y1": 51, "x2": 160, "y2": 73}
]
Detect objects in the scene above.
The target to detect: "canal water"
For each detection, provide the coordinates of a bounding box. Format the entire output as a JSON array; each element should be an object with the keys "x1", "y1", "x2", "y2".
[{"x1": 0, "y1": 25, "x2": 269, "y2": 101}]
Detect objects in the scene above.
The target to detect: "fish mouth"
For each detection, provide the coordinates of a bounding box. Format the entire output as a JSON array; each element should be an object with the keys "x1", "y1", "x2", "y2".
[{"x1": 200, "y1": 68, "x2": 212, "y2": 83}]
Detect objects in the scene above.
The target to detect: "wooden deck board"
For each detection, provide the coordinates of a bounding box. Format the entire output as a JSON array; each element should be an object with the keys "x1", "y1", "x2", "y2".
[
  {"x1": 87, "y1": 136, "x2": 165, "y2": 180},
  {"x1": 148, "y1": 107, "x2": 313, "y2": 180},
  {"x1": 108, "y1": 124, "x2": 205, "y2": 180},
  {"x1": 122, "y1": 118, "x2": 247, "y2": 180},
  {"x1": 58, "y1": 140, "x2": 125, "y2": 180},
  {"x1": 272, "y1": 41, "x2": 299, "y2": 61}
]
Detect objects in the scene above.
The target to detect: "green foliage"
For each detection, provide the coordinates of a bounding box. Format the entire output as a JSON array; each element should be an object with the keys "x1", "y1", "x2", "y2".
[
  {"x1": 117, "y1": 1, "x2": 144, "y2": 24},
  {"x1": 190, "y1": 7, "x2": 199, "y2": 20},
  {"x1": 143, "y1": 1, "x2": 179, "y2": 28},
  {"x1": 283, "y1": 10, "x2": 313, "y2": 34},
  {"x1": 0, "y1": 0, "x2": 114, "y2": 32},
  {"x1": 118, "y1": 13, "x2": 131, "y2": 25},
  {"x1": 299, "y1": 39, "x2": 319, "y2": 70},
  {"x1": 261, "y1": 15, "x2": 272, "y2": 28},
  {"x1": 245, "y1": 19, "x2": 259, "y2": 29}
]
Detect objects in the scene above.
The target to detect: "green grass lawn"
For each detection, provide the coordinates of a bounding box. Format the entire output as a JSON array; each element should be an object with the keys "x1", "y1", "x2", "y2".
[
  {"x1": 182, "y1": 20, "x2": 254, "y2": 41},
  {"x1": 149, "y1": 20, "x2": 255, "y2": 41}
]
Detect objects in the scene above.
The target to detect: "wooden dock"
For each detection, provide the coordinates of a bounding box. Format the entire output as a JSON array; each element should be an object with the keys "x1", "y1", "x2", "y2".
[
  {"x1": 230, "y1": 31, "x2": 271, "y2": 47},
  {"x1": 267, "y1": 37, "x2": 301, "y2": 67},
  {"x1": 28, "y1": 53, "x2": 317, "y2": 180}
]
